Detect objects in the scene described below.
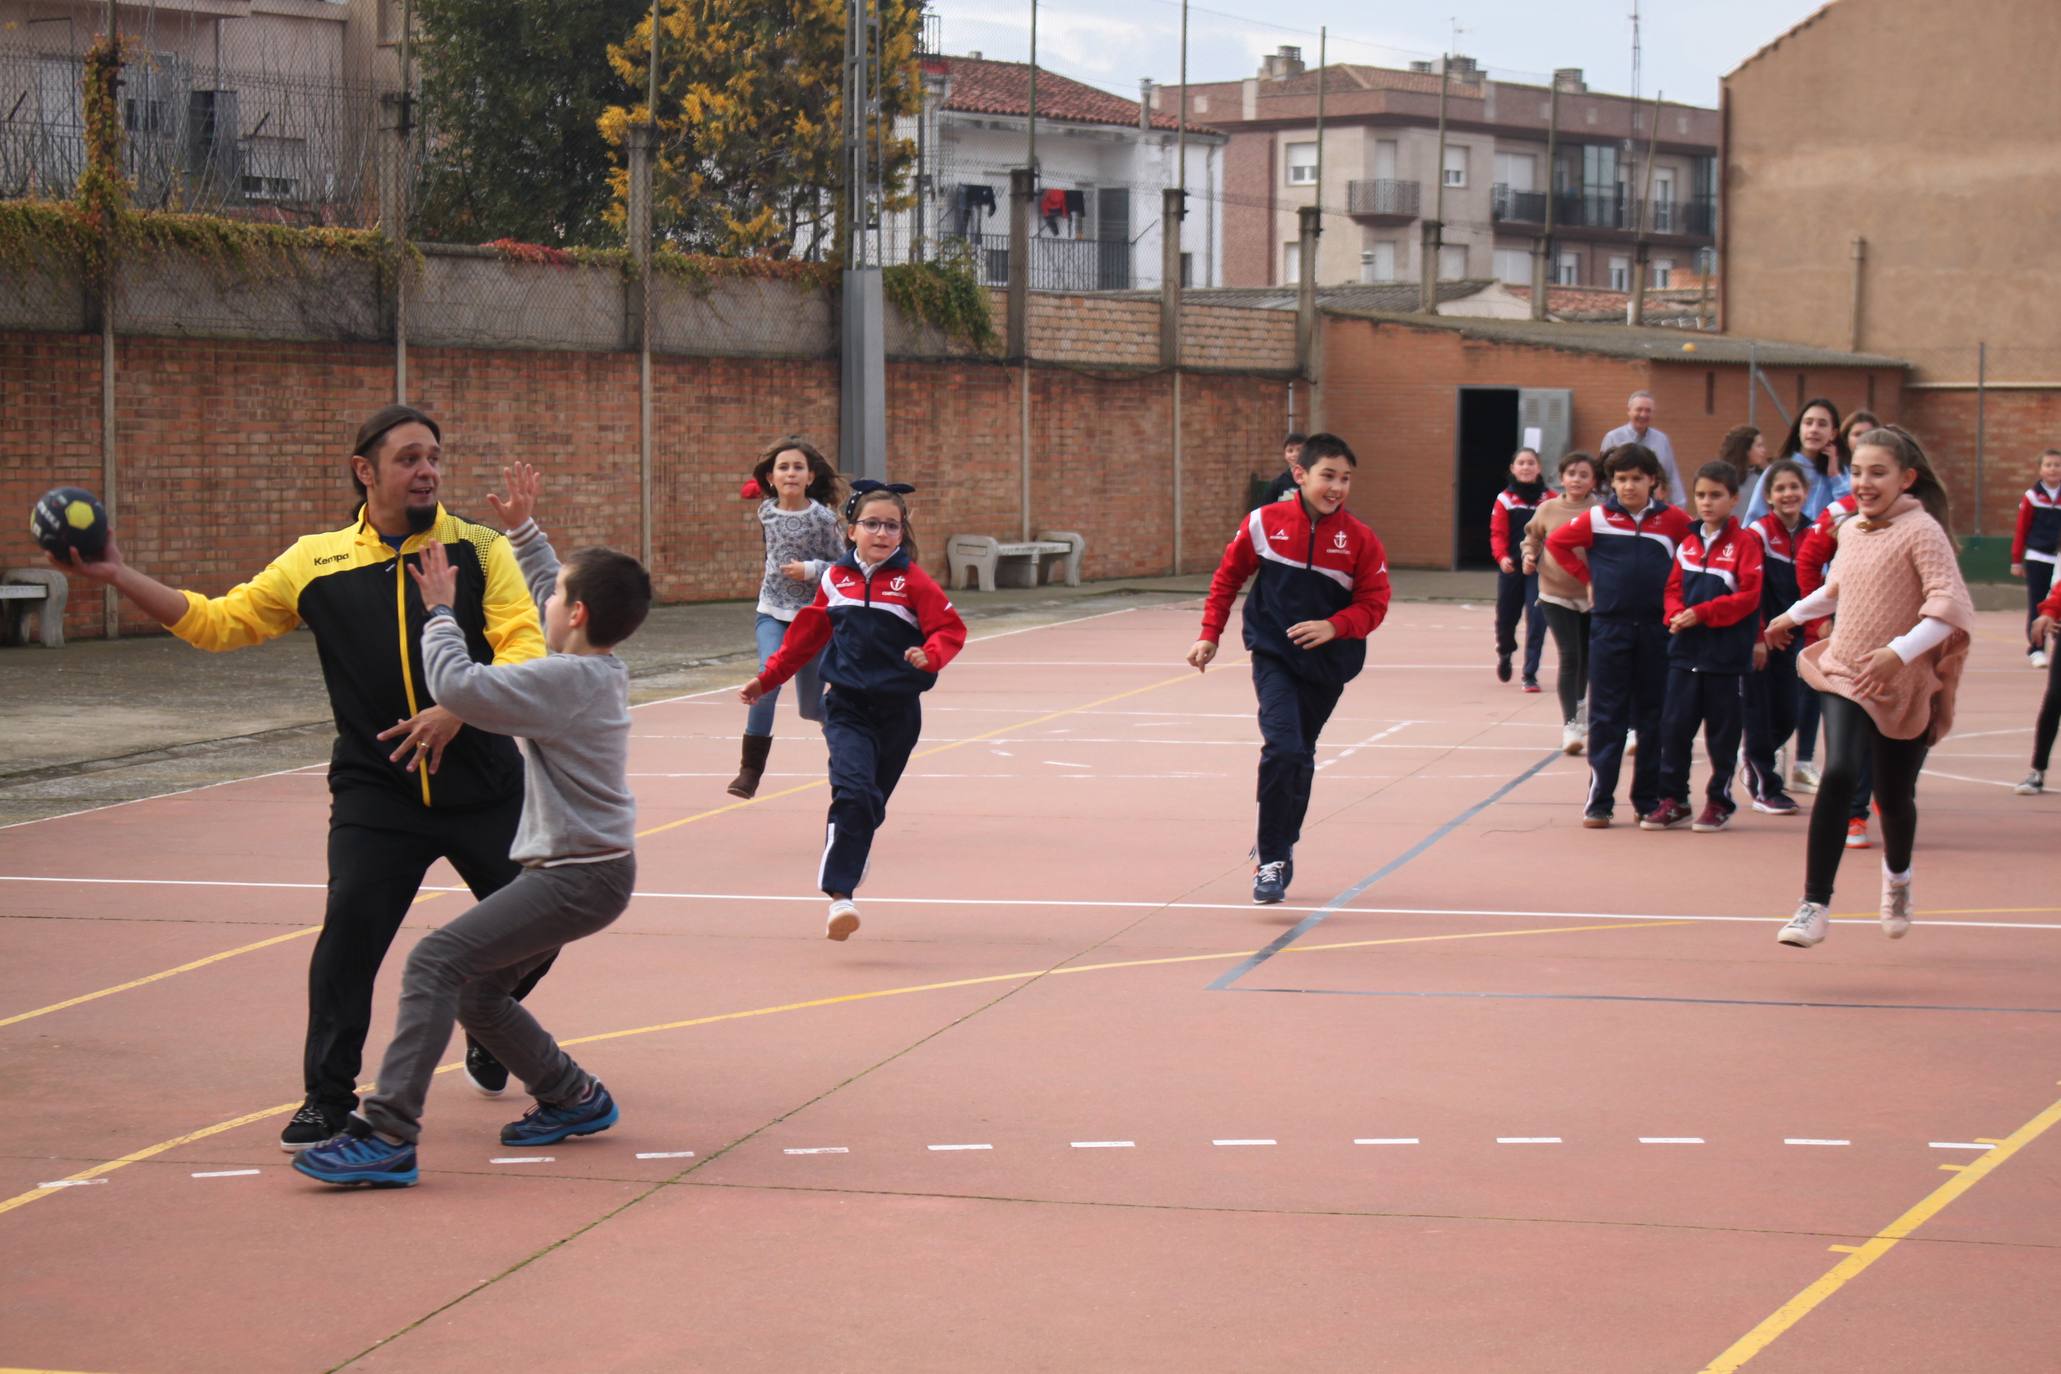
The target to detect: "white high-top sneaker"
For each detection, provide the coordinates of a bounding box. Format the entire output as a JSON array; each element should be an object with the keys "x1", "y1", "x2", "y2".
[
  {"x1": 1777, "y1": 901, "x2": 1829, "y2": 948},
  {"x1": 1881, "y1": 869, "x2": 1913, "y2": 939}
]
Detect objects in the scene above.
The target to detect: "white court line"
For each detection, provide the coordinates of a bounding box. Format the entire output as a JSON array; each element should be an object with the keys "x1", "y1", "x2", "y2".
[
  {"x1": 1354, "y1": 1137, "x2": 1420, "y2": 1145},
  {"x1": 927, "y1": 1143, "x2": 994, "y2": 1152},
  {"x1": 636, "y1": 1151, "x2": 696, "y2": 1160},
  {"x1": 490, "y1": 1156, "x2": 555, "y2": 1164},
  {"x1": 1212, "y1": 1138, "x2": 1276, "y2": 1147},
  {"x1": 1070, "y1": 1140, "x2": 1135, "y2": 1149},
  {"x1": 191, "y1": 1168, "x2": 261, "y2": 1178},
  {"x1": 1920, "y1": 769, "x2": 2018, "y2": 789},
  {"x1": 1497, "y1": 1137, "x2": 1563, "y2": 1144},
  {"x1": 1042, "y1": 760, "x2": 1091, "y2": 769},
  {"x1": 1316, "y1": 721, "x2": 1417, "y2": 772},
  {"x1": 1928, "y1": 1142, "x2": 1994, "y2": 1150},
  {"x1": 38, "y1": 1178, "x2": 107, "y2": 1189},
  {"x1": 9, "y1": 879, "x2": 2061, "y2": 933},
  {"x1": 1639, "y1": 1137, "x2": 1706, "y2": 1145},
  {"x1": 783, "y1": 1147, "x2": 849, "y2": 1156},
  {"x1": 1783, "y1": 1138, "x2": 1850, "y2": 1147}
]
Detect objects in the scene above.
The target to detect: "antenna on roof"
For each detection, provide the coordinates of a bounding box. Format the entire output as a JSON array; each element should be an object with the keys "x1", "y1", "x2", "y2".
[{"x1": 1629, "y1": 0, "x2": 1642, "y2": 104}]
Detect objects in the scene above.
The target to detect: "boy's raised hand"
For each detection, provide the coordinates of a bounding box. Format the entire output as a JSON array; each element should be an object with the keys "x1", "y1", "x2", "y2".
[
  {"x1": 1186, "y1": 639, "x2": 1218, "y2": 672},
  {"x1": 1287, "y1": 619, "x2": 1337, "y2": 649},
  {"x1": 486, "y1": 462, "x2": 543, "y2": 531},
  {"x1": 407, "y1": 539, "x2": 458, "y2": 610},
  {"x1": 905, "y1": 646, "x2": 931, "y2": 671}
]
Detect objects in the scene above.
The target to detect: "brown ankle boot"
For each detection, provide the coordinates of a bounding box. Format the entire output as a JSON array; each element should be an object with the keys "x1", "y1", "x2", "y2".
[{"x1": 727, "y1": 733, "x2": 773, "y2": 799}]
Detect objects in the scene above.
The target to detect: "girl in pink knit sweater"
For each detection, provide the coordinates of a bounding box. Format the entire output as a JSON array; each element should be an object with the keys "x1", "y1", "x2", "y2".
[{"x1": 1762, "y1": 427, "x2": 1976, "y2": 949}]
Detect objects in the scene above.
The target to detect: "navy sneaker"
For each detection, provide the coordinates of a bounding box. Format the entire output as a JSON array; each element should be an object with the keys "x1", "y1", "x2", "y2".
[
  {"x1": 292, "y1": 1119, "x2": 418, "y2": 1188},
  {"x1": 1252, "y1": 860, "x2": 1288, "y2": 905},
  {"x1": 500, "y1": 1081, "x2": 619, "y2": 1147},
  {"x1": 464, "y1": 1040, "x2": 509, "y2": 1098}
]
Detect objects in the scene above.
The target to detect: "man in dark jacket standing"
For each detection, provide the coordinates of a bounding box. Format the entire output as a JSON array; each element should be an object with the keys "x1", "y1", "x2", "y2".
[{"x1": 53, "y1": 406, "x2": 551, "y2": 1148}]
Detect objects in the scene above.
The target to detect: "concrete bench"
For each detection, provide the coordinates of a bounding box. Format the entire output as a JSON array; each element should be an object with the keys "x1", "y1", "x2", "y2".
[
  {"x1": 946, "y1": 531, "x2": 1086, "y2": 592},
  {"x1": 1, "y1": 569, "x2": 67, "y2": 648}
]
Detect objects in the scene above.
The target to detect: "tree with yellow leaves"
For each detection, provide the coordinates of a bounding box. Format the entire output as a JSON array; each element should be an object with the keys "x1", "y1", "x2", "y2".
[{"x1": 599, "y1": 0, "x2": 923, "y2": 259}]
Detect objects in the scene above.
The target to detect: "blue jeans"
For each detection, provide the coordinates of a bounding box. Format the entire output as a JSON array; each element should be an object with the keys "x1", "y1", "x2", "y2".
[{"x1": 746, "y1": 612, "x2": 825, "y2": 736}]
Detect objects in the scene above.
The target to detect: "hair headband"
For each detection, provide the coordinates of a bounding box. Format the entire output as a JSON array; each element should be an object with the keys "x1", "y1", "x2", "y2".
[{"x1": 844, "y1": 480, "x2": 915, "y2": 521}]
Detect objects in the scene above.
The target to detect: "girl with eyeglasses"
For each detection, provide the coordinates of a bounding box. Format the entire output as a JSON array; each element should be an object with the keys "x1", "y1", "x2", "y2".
[{"x1": 740, "y1": 481, "x2": 966, "y2": 941}]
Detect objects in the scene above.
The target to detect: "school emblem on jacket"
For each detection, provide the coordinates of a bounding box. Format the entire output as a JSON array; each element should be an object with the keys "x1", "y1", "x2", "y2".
[
  {"x1": 890, "y1": 576, "x2": 906, "y2": 592},
  {"x1": 1332, "y1": 530, "x2": 1349, "y2": 551}
]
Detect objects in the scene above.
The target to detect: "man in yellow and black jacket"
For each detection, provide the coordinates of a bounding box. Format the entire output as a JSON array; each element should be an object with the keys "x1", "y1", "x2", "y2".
[{"x1": 57, "y1": 405, "x2": 552, "y2": 1149}]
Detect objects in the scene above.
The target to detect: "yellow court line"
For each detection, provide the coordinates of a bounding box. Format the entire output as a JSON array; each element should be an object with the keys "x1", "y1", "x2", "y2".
[
  {"x1": 0, "y1": 663, "x2": 1211, "y2": 1033},
  {"x1": 1696, "y1": 1090, "x2": 2061, "y2": 1373},
  {"x1": 0, "y1": 917, "x2": 1670, "y2": 1221}
]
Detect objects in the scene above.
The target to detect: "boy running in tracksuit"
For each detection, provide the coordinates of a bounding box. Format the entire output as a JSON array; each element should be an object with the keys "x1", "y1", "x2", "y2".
[
  {"x1": 1645, "y1": 459, "x2": 1764, "y2": 833},
  {"x1": 1546, "y1": 443, "x2": 1694, "y2": 828},
  {"x1": 2011, "y1": 448, "x2": 2061, "y2": 669},
  {"x1": 1189, "y1": 433, "x2": 1393, "y2": 904}
]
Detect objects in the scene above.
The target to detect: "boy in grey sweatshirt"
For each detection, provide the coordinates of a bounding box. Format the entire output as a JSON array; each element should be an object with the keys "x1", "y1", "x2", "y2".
[{"x1": 295, "y1": 464, "x2": 652, "y2": 1189}]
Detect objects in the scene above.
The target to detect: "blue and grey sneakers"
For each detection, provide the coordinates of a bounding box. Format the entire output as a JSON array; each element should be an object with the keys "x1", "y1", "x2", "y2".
[
  {"x1": 1252, "y1": 860, "x2": 1288, "y2": 905},
  {"x1": 292, "y1": 1120, "x2": 418, "y2": 1188},
  {"x1": 500, "y1": 1082, "x2": 619, "y2": 1148}
]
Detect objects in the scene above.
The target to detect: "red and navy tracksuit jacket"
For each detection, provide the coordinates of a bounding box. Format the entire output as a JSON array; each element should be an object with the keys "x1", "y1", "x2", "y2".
[
  {"x1": 1793, "y1": 494, "x2": 1856, "y2": 643},
  {"x1": 1544, "y1": 497, "x2": 1695, "y2": 619},
  {"x1": 1748, "y1": 513, "x2": 1804, "y2": 622},
  {"x1": 1200, "y1": 498, "x2": 1392, "y2": 686},
  {"x1": 2012, "y1": 482, "x2": 2061, "y2": 568},
  {"x1": 1741, "y1": 512, "x2": 1808, "y2": 799},
  {"x1": 1665, "y1": 517, "x2": 1765, "y2": 674},
  {"x1": 759, "y1": 547, "x2": 967, "y2": 696},
  {"x1": 1489, "y1": 485, "x2": 1544, "y2": 566}
]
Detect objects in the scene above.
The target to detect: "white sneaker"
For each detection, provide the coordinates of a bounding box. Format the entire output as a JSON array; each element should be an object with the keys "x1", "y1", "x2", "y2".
[
  {"x1": 826, "y1": 898, "x2": 861, "y2": 942},
  {"x1": 1777, "y1": 901, "x2": 1829, "y2": 948},
  {"x1": 1791, "y1": 760, "x2": 1821, "y2": 793},
  {"x1": 1562, "y1": 720, "x2": 1585, "y2": 755},
  {"x1": 1881, "y1": 871, "x2": 1912, "y2": 939},
  {"x1": 2017, "y1": 770, "x2": 2046, "y2": 796},
  {"x1": 2033, "y1": 649, "x2": 2050, "y2": 670}
]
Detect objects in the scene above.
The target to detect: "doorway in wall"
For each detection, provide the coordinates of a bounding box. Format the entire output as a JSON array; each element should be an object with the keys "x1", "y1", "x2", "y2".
[{"x1": 1452, "y1": 386, "x2": 1571, "y2": 568}]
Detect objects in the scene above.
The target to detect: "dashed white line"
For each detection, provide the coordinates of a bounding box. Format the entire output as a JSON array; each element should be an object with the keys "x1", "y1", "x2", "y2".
[
  {"x1": 1354, "y1": 1137, "x2": 1421, "y2": 1146},
  {"x1": 1928, "y1": 1141, "x2": 1994, "y2": 1151},
  {"x1": 38, "y1": 1178, "x2": 106, "y2": 1189},
  {"x1": 190, "y1": 1169, "x2": 261, "y2": 1178},
  {"x1": 489, "y1": 1156, "x2": 555, "y2": 1164},
  {"x1": 1497, "y1": 1137, "x2": 1563, "y2": 1144},
  {"x1": 1212, "y1": 1138, "x2": 1277, "y2": 1147},
  {"x1": 1070, "y1": 1140, "x2": 1135, "y2": 1149},
  {"x1": 635, "y1": 1151, "x2": 696, "y2": 1160},
  {"x1": 927, "y1": 1143, "x2": 994, "y2": 1152},
  {"x1": 1639, "y1": 1137, "x2": 1706, "y2": 1145},
  {"x1": 1784, "y1": 1138, "x2": 1851, "y2": 1147},
  {"x1": 783, "y1": 1147, "x2": 850, "y2": 1156}
]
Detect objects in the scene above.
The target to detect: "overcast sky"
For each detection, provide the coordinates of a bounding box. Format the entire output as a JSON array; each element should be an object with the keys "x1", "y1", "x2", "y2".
[{"x1": 931, "y1": 0, "x2": 1829, "y2": 108}]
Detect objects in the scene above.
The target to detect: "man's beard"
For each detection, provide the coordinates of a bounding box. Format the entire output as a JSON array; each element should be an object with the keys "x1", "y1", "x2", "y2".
[{"x1": 406, "y1": 501, "x2": 437, "y2": 536}]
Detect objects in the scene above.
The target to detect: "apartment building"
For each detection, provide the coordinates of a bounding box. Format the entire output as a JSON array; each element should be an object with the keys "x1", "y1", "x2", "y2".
[{"x1": 1166, "y1": 47, "x2": 1718, "y2": 293}]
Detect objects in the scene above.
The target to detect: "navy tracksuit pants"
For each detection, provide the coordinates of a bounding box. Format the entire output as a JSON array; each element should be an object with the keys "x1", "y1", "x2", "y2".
[
  {"x1": 1658, "y1": 666, "x2": 1744, "y2": 812},
  {"x1": 1252, "y1": 651, "x2": 1345, "y2": 864},
  {"x1": 1495, "y1": 568, "x2": 1546, "y2": 681},
  {"x1": 1741, "y1": 639, "x2": 1801, "y2": 802},
  {"x1": 818, "y1": 686, "x2": 922, "y2": 897},
  {"x1": 2027, "y1": 560, "x2": 2056, "y2": 658},
  {"x1": 1585, "y1": 615, "x2": 1668, "y2": 818}
]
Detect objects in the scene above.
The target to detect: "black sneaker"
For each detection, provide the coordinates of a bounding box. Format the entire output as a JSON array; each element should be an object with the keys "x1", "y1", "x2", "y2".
[
  {"x1": 279, "y1": 1100, "x2": 343, "y2": 1153},
  {"x1": 1252, "y1": 860, "x2": 1288, "y2": 905},
  {"x1": 1496, "y1": 653, "x2": 1513, "y2": 683},
  {"x1": 465, "y1": 1041, "x2": 509, "y2": 1098}
]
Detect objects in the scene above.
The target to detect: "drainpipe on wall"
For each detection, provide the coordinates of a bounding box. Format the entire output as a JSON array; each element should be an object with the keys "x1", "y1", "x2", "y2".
[{"x1": 1848, "y1": 236, "x2": 1866, "y2": 353}]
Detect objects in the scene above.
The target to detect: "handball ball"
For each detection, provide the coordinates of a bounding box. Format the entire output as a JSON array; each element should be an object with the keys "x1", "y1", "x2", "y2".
[{"x1": 30, "y1": 486, "x2": 110, "y2": 562}]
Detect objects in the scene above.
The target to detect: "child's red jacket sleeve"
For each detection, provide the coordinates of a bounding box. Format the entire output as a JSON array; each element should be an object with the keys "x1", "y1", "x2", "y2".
[
  {"x1": 1546, "y1": 514, "x2": 1594, "y2": 585},
  {"x1": 758, "y1": 585, "x2": 832, "y2": 690},
  {"x1": 1795, "y1": 517, "x2": 1836, "y2": 597},
  {"x1": 913, "y1": 568, "x2": 967, "y2": 671},
  {"x1": 1698, "y1": 532, "x2": 1764, "y2": 628},
  {"x1": 1664, "y1": 557, "x2": 1686, "y2": 622},
  {"x1": 1198, "y1": 518, "x2": 1259, "y2": 643},
  {"x1": 2041, "y1": 580, "x2": 2061, "y2": 620},
  {"x1": 1489, "y1": 498, "x2": 1514, "y2": 563},
  {"x1": 2014, "y1": 494, "x2": 2035, "y2": 564},
  {"x1": 1329, "y1": 529, "x2": 1392, "y2": 640}
]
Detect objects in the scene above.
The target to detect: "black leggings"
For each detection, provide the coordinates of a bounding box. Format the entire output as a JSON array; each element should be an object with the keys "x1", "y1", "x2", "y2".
[
  {"x1": 2034, "y1": 638, "x2": 2061, "y2": 772},
  {"x1": 1804, "y1": 693, "x2": 1929, "y2": 905},
  {"x1": 1540, "y1": 601, "x2": 1590, "y2": 723}
]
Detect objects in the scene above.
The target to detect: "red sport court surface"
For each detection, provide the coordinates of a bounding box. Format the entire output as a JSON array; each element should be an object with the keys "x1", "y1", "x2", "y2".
[{"x1": 3, "y1": 597, "x2": 2058, "y2": 1372}]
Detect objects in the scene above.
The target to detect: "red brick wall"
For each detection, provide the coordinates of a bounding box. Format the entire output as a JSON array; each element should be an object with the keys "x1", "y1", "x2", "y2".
[
  {"x1": 3, "y1": 332, "x2": 1290, "y2": 639},
  {"x1": 1220, "y1": 131, "x2": 1275, "y2": 287},
  {"x1": 1901, "y1": 387, "x2": 2061, "y2": 540}
]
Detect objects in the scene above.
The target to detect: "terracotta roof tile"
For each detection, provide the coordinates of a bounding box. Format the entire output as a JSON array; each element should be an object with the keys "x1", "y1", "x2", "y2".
[{"x1": 927, "y1": 55, "x2": 1194, "y2": 133}]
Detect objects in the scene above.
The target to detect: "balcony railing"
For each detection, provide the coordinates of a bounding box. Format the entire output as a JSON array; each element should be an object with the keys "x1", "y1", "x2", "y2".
[
  {"x1": 1346, "y1": 179, "x2": 1421, "y2": 219},
  {"x1": 969, "y1": 233, "x2": 1132, "y2": 292},
  {"x1": 1491, "y1": 185, "x2": 1716, "y2": 238}
]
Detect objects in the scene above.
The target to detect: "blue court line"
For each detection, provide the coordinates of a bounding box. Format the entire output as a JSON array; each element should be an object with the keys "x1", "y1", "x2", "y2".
[
  {"x1": 1206, "y1": 750, "x2": 1564, "y2": 992},
  {"x1": 1235, "y1": 987, "x2": 2061, "y2": 1016}
]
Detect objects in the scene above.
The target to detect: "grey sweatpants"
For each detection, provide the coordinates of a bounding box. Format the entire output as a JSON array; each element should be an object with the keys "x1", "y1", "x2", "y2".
[{"x1": 361, "y1": 855, "x2": 635, "y2": 1144}]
